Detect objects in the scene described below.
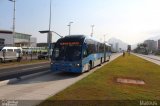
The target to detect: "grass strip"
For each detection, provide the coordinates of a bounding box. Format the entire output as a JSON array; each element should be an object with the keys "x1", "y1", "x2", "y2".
[{"x1": 40, "y1": 54, "x2": 160, "y2": 106}]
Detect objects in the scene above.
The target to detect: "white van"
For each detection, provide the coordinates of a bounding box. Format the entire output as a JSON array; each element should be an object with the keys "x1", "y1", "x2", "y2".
[
  {"x1": 0, "y1": 47, "x2": 23, "y2": 62},
  {"x1": 1, "y1": 47, "x2": 22, "y2": 53}
]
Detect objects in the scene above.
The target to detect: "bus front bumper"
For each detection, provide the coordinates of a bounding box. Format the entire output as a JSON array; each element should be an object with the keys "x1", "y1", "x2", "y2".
[{"x1": 51, "y1": 62, "x2": 82, "y2": 73}]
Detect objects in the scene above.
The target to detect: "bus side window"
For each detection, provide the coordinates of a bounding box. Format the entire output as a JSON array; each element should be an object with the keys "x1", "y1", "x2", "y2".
[
  {"x1": 85, "y1": 39, "x2": 96, "y2": 54},
  {"x1": 88, "y1": 44, "x2": 95, "y2": 54}
]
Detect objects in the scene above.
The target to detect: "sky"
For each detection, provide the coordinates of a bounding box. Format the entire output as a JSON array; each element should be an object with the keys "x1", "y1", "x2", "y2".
[{"x1": 1, "y1": 0, "x2": 160, "y2": 45}]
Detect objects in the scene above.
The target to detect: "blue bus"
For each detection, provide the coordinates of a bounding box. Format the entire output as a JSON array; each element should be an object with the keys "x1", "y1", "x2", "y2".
[{"x1": 51, "y1": 35, "x2": 111, "y2": 73}]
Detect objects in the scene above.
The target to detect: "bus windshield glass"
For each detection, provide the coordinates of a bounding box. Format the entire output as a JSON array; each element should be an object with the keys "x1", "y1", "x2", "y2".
[{"x1": 53, "y1": 42, "x2": 82, "y2": 61}]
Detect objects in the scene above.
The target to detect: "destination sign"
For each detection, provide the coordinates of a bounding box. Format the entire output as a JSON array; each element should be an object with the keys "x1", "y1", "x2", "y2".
[{"x1": 60, "y1": 42, "x2": 80, "y2": 45}]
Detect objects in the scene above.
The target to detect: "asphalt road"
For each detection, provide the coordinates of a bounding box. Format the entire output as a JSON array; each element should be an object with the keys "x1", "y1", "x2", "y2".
[
  {"x1": 0, "y1": 53, "x2": 122, "y2": 106},
  {"x1": 0, "y1": 62, "x2": 50, "y2": 81}
]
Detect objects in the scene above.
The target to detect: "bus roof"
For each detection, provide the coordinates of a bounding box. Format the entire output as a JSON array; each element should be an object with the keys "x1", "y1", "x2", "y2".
[
  {"x1": 64, "y1": 35, "x2": 86, "y2": 39},
  {"x1": 59, "y1": 35, "x2": 104, "y2": 44},
  {"x1": 57, "y1": 35, "x2": 86, "y2": 44}
]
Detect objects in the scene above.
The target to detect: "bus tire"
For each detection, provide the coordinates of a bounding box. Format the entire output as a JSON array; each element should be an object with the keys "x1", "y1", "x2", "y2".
[
  {"x1": 108, "y1": 56, "x2": 110, "y2": 62},
  {"x1": 101, "y1": 58, "x2": 103, "y2": 63},
  {"x1": 99, "y1": 58, "x2": 102, "y2": 66},
  {"x1": 89, "y1": 61, "x2": 92, "y2": 70}
]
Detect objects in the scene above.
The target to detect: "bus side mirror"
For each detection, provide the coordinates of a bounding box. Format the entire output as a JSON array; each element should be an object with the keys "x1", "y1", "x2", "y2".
[
  {"x1": 54, "y1": 48, "x2": 59, "y2": 58},
  {"x1": 83, "y1": 50, "x2": 87, "y2": 58}
]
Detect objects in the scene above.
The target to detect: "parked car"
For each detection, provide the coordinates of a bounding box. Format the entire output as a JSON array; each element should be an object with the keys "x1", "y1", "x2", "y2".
[{"x1": 38, "y1": 52, "x2": 49, "y2": 60}]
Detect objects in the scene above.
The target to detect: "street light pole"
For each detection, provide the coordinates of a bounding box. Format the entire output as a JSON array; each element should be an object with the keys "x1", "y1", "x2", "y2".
[
  {"x1": 68, "y1": 22, "x2": 73, "y2": 36},
  {"x1": 48, "y1": 0, "x2": 52, "y2": 59},
  {"x1": 49, "y1": 0, "x2": 52, "y2": 31},
  {"x1": 9, "y1": 0, "x2": 16, "y2": 46},
  {"x1": 104, "y1": 34, "x2": 106, "y2": 43},
  {"x1": 91, "y1": 25, "x2": 94, "y2": 37}
]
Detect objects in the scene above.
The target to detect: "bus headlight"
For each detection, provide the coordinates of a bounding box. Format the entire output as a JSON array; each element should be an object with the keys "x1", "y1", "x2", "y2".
[{"x1": 75, "y1": 64, "x2": 80, "y2": 67}]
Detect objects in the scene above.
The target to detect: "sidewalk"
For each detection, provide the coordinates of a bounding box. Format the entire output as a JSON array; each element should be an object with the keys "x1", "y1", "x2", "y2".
[
  {"x1": 143, "y1": 54, "x2": 160, "y2": 61},
  {"x1": 132, "y1": 53, "x2": 160, "y2": 65}
]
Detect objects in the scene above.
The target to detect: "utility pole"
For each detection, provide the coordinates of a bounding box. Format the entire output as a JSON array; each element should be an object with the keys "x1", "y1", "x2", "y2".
[
  {"x1": 9, "y1": 0, "x2": 16, "y2": 46},
  {"x1": 68, "y1": 22, "x2": 73, "y2": 36},
  {"x1": 48, "y1": 0, "x2": 52, "y2": 59},
  {"x1": 91, "y1": 25, "x2": 94, "y2": 37},
  {"x1": 49, "y1": 0, "x2": 52, "y2": 32},
  {"x1": 104, "y1": 34, "x2": 106, "y2": 43}
]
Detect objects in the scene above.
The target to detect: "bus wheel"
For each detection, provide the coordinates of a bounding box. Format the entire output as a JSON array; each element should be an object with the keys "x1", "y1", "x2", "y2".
[
  {"x1": 89, "y1": 61, "x2": 92, "y2": 70},
  {"x1": 99, "y1": 58, "x2": 102, "y2": 66},
  {"x1": 108, "y1": 56, "x2": 110, "y2": 62}
]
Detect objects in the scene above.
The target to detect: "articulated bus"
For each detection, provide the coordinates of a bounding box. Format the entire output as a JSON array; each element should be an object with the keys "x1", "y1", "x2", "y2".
[{"x1": 51, "y1": 35, "x2": 111, "y2": 73}]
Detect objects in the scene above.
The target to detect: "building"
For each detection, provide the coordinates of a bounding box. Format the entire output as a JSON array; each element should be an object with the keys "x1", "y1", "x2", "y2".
[
  {"x1": 127, "y1": 45, "x2": 131, "y2": 51},
  {"x1": 158, "y1": 39, "x2": 160, "y2": 50},
  {"x1": 14, "y1": 32, "x2": 31, "y2": 47},
  {"x1": 0, "y1": 30, "x2": 37, "y2": 47},
  {"x1": 144, "y1": 40, "x2": 157, "y2": 53},
  {"x1": 0, "y1": 38, "x2": 5, "y2": 47},
  {"x1": 109, "y1": 43, "x2": 114, "y2": 52},
  {"x1": 0, "y1": 30, "x2": 13, "y2": 46},
  {"x1": 115, "y1": 42, "x2": 119, "y2": 52},
  {"x1": 30, "y1": 37, "x2": 37, "y2": 47}
]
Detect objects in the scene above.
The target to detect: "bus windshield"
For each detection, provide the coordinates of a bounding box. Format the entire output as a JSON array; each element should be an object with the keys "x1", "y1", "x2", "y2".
[{"x1": 53, "y1": 45, "x2": 82, "y2": 61}]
